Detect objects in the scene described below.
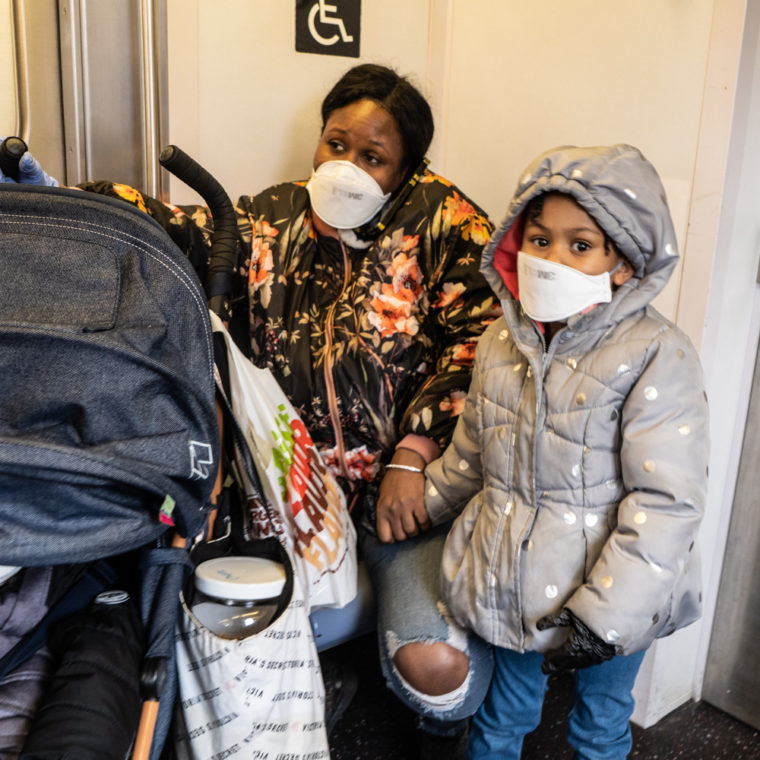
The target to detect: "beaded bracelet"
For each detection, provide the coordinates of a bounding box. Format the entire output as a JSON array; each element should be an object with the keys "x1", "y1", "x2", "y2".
[{"x1": 385, "y1": 463, "x2": 424, "y2": 474}]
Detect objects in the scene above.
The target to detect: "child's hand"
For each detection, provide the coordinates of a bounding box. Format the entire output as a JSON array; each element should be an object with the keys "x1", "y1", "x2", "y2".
[{"x1": 537, "y1": 609, "x2": 616, "y2": 674}]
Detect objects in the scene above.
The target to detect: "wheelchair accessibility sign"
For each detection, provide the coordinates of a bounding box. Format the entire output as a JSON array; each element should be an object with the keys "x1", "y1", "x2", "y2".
[{"x1": 296, "y1": 0, "x2": 360, "y2": 58}]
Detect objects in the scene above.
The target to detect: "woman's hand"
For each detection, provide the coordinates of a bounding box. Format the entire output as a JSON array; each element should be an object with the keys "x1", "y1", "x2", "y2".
[{"x1": 375, "y1": 449, "x2": 430, "y2": 543}]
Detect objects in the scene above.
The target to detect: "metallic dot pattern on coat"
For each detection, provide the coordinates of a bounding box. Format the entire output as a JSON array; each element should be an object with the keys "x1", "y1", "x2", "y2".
[
  {"x1": 624, "y1": 188, "x2": 637, "y2": 199},
  {"x1": 649, "y1": 561, "x2": 663, "y2": 574},
  {"x1": 643, "y1": 460, "x2": 656, "y2": 473},
  {"x1": 499, "y1": 329, "x2": 509, "y2": 341},
  {"x1": 617, "y1": 364, "x2": 630, "y2": 375},
  {"x1": 576, "y1": 392, "x2": 586, "y2": 405},
  {"x1": 678, "y1": 424, "x2": 691, "y2": 436},
  {"x1": 666, "y1": 243, "x2": 676, "y2": 256},
  {"x1": 428, "y1": 485, "x2": 438, "y2": 497},
  {"x1": 545, "y1": 584, "x2": 558, "y2": 599},
  {"x1": 634, "y1": 511, "x2": 647, "y2": 525},
  {"x1": 514, "y1": 363, "x2": 522, "y2": 373},
  {"x1": 567, "y1": 358, "x2": 577, "y2": 369},
  {"x1": 605, "y1": 479, "x2": 617, "y2": 490},
  {"x1": 504, "y1": 501, "x2": 513, "y2": 515},
  {"x1": 585, "y1": 514, "x2": 599, "y2": 527},
  {"x1": 644, "y1": 386, "x2": 658, "y2": 400},
  {"x1": 571, "y1": 169, "x2": 583, "y2": 178},
  {"x1": 572, "y1": 464, "x2": 581, "y2": 478},
  {"x1": 606, "y1": 629, "x2": 621, "y2": 643},
  {"x1": 564, "y1": 512, "x2": 576, "y2": 525},
  {"x1": 601, "y1": 575, "x2": 614, "y2": 588}
]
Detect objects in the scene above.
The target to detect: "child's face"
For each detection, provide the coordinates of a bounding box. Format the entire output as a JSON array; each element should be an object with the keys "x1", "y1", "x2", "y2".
[{"x1": 521, "y1": 194, "x2": 633, "y2": 286}]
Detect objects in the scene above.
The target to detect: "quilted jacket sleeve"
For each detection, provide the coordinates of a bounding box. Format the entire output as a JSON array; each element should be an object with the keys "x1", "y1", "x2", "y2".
[
  {"x1": 566, "y1": 324, "x2": 709, "y2": 654},
  {"x1": 424, "y1": 324, "x2": 493, "y2": 525}
]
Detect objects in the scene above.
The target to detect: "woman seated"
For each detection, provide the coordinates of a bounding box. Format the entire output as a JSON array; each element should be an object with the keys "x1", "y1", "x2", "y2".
[{"x1": 4, "y1": 63, "x2": 500, "y2": 758}]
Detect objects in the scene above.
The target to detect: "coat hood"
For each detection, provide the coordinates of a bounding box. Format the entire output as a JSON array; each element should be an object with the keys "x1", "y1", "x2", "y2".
[{"x1": 482, "y1": 144, "x2": 679, "y2": 326}]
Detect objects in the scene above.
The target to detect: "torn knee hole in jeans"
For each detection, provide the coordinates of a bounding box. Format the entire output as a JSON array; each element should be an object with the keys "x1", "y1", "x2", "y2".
[{"x1": 384, "y1": 601, "x2": 471, "y2": 711}]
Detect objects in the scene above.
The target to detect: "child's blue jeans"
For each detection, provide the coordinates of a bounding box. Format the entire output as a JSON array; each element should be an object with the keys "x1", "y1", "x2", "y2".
[{"x1": 468, "y1": 646, "x2": 646, "y2": 759}]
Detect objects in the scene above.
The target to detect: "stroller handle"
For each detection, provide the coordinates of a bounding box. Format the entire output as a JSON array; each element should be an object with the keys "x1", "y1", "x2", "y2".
[
  {"x1": 158, "y1": 145, "x2": 239, "y2": 320},
  {"x1": 0, "y1": 136, "x2": 28, "y2": 181}
]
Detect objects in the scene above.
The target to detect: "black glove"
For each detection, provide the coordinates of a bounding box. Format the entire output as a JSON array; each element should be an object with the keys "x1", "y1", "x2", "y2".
[{"x1": 536, "y1": 608, "x2": 617, "y2": 675}]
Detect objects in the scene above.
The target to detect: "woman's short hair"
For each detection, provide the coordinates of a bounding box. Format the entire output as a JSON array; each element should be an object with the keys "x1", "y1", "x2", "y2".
[{"x1": 320, "y1": 63, "x2": 434, "y2": 177}]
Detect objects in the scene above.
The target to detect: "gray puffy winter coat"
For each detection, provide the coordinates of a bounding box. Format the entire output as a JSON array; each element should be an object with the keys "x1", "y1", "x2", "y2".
[{"x1": 425, "y1": 144, "x2": 709, "y2": 656}]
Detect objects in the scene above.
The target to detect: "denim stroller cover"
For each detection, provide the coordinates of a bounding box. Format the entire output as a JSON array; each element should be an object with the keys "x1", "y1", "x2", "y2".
[{"x1": 0, "y1": 184, "x2": 220, "y2": 758}]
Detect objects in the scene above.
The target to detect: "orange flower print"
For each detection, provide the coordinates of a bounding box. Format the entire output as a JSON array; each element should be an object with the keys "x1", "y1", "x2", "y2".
[
  {"x1": 260, "y1": 220, "x2": 279, "y2": 238},
  {"x1": 400, "y1": 234, "x2": 419, "y2": 252},
  {"x1": 320, "y1": 446, "x2": 341, "y2": 479},
  {"x1": 320, "y1": 445, "x2": 379, "y2": 481},
  {"x1": 344, "y1": 445, "x2": 380, "y2": 481},
  {"x1": 434, "y1": 281, "x2": 467, "y2": 309},
  {"x1": 421, "y1": 172, "x2": 452, "y2": 187},
  {"x1": 368, "y1": 285, "x2": 420, "y2": 338},
  {"x1": 113, "y1": 183, "x2": 147, "y2": 214},
  {"x1": 451, "y1": 342, "x2": 476, "y2": 366},
  {"x1": 443, "y1": 192, "x2": 476, "y2": 227},
  {"x1": 388, "y1": 250, "x2": 423, "y2": 303},
  {"x1": 249, "y1": 237, "x2": 274, "y2": 287},
  {"x1": 439, "y1": 390, "x2": 467, "y2": 417},
  {"x1": 463, "y1": 214, "x2": 490, "y2": 245}
]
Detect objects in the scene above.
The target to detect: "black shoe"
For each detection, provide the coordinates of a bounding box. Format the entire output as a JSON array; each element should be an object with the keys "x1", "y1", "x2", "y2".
[
  {"x1": 320, "y1": 653, "x2": 359, "y2": 736},
  {"x1": 418, "y1": 722, "x2": 469, "y2": 760}
]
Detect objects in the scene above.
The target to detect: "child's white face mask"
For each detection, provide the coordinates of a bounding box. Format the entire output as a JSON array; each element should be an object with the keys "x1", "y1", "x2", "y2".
[
  {"x1": 517, "y1": 251, "x2": 620, "y2": 323},
  {"x1": 306, "y1": 160, "x2": 391, "y2": 229}
]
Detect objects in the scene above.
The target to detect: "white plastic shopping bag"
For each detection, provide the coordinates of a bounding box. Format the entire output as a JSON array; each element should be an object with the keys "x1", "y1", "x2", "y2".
[
  {"x1": 174, "y1": 537, "x2": 330, "y2": 759},
  {"x1": 210, "y1": 312, "x2": 357, "y2": 612}
]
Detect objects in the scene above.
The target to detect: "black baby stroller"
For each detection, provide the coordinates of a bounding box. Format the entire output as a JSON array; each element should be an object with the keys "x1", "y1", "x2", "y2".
[{"x1": 0, "y1": 157, "x2": 223, "y2": 758}]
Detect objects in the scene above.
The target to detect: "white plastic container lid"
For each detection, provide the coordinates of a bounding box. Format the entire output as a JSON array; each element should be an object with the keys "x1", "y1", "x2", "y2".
[{"x1": 195, "y1": 556, "x2": 286, "y2": 601}]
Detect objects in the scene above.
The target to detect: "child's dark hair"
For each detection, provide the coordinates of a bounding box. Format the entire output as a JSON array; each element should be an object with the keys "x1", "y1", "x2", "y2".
[
  {"x1": 525, "y1": 192, "x2": 616, "y2": 254},
  {"x1": 320, "y1": 63, "x2": 434, "y2": 179}
]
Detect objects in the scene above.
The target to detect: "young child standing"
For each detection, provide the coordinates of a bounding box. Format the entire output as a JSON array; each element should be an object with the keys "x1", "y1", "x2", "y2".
[{"x1": 423, "y1": 144, "x2": 709, "y2": 759}]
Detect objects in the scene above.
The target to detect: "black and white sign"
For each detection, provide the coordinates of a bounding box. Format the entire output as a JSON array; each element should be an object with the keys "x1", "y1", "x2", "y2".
[{"x1": 295, "y1": 0, "x2": 360, "y2": 58}]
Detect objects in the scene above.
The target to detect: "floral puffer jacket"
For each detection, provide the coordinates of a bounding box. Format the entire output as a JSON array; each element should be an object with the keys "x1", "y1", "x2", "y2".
[
  {"x1": 424, "y1": 145, "x2": 709, "y2": 656},
  {"x1": 80, "y1": 171, "x2": 501, "y2": 500}
]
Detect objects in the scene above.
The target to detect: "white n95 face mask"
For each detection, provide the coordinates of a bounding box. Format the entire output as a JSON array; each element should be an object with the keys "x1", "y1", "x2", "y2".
[
  {"x1": 306, "y1": 160, "x2": 391, "y2": 229},
  {"x1": 517, "y1": 251, "x2": 618, "y2": 323}
]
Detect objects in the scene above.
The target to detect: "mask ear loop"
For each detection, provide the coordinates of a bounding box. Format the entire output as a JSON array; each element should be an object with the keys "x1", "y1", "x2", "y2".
[{"x1": 352, "y1": 158, "x2": 430, "y2": 239}]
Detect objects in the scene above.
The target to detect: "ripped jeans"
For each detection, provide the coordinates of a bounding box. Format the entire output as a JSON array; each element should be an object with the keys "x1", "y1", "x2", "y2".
[{"x1": 358, "y1": 517, "x2": 494, "y2": 736}]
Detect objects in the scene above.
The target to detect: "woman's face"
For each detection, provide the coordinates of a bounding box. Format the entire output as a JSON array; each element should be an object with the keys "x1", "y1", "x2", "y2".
[{"x1": 313, "y1": 98, "x2": 406, "y2": 195}]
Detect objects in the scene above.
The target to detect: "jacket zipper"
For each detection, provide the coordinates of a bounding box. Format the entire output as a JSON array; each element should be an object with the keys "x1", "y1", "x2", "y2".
[{"x1": 323, "y1": 239, "x2": 352, "y2": 480}]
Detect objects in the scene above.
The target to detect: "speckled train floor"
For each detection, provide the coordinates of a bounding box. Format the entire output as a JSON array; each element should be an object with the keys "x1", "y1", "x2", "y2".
[{"x1": 328, "y1": 633, "x2": 760, "y2": 759}]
